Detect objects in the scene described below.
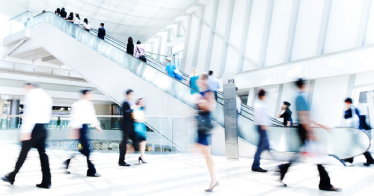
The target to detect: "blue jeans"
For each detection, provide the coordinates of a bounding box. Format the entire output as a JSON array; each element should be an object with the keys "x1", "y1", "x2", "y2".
[{"x1": 252, "y1": 125, "x2": 270, "y2": 169}]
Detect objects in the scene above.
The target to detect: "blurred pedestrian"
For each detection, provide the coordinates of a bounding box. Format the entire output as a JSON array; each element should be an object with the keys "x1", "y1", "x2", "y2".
[
  {"x1": 55, "y1": 8, "x2": 60, "y2": 15},
  {"x1": 252, "y1": 89, "x2": 269, "y2": 173},
  {"x1": 74, "y1": 13, "x2": 81, "y2": 26},
  {"x1": 134, "y1": 98, "x2": 147, "y2": 163},
  {"x1": 2, "y1": 83, "x2": 52, "y2": 189},
  {"x1": 97, "y1": 23, "x2": 105, "y2": 40},
  {"x1": 165, "y1": 57, "x2": 182, "y2": 80},
  {"x1": 83, "y1": 18, "x2": 90, "y2": 32},
  {"x1": 277, "y1": 101, "x2": 292, "y2": 127},
  {"x1": 194, "y1": 74, "x2": 218, "y2": 192},
  {"x1": 126, "y1": 37, "x2": 134, "y2": 55},
  {"x1": 208, "y1": 70, "x2": 220, "y2": 100},
  {"x1": 60, "y1": 7, "x2": 67, "y2": 18},
  {"x1": 63, "y1": 89, "x2": 102, "y2": 177},
  {"x1": 342, "y1": 98, "x2": 374, "y2": 166},
  {"x1": 278, "y1": 78, "x2": 341, "y2": 191},
  {"x1": 119, "y1": 89, "x2": 138, "y2": 166},
  {"x1": 187, "y1": 68, "x2": 199, "y2": 94},
  {"x1": 134, "y1": 40, "x2": 146, "y2": 62},
  {"x1": 66, "y1": 12, "x2": 74, "y2": 23}
]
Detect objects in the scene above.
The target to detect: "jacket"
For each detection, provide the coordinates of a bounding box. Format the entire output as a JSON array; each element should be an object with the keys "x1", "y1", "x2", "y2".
[{"x1": 121, "y1": 101, "x2": 134, "y2": 132}]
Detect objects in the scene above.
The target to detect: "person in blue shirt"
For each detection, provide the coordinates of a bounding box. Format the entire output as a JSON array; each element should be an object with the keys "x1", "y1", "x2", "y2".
[
  {"x1": 165, "y1": 57, "x2": 176, "y2": 78},
  {"x1": 278, "y1": 78, "x2": 340, "y2": 191}
]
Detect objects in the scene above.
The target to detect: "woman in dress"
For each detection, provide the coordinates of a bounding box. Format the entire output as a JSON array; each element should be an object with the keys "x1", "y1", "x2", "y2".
[
  {"x1": 187, "y1": 68, "x2": 199, "y2": 94},
  {"x1": 194, "y1": 73, "x2": 218, "y2": 192},
  {"x1": 134, "y1": 98, "x2": 147, "y2": 163}
]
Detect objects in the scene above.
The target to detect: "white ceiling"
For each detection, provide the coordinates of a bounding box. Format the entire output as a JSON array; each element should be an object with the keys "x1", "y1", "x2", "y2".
[{"x1": 0, "y1": 0, "x2": 199, "y2": 42}]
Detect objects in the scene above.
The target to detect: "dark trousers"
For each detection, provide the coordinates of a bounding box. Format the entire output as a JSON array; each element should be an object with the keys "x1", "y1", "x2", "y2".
[
  {"x1": 66, "y1": 124, "x2": 96, "y2": 175},
  {"x1": 213, "y1": 91, "x2": 218, "y2": 101},
  {"x1": 344, "y1": 151, "x2": 374, "y2": 163},
  {"x1": 252, "y1": 125, "x2": 270, "y2": 169},
  {"x1": 8, "y1": 124, "x2": 51, "y2": 184},
  {"x1": 279, "y1": 124, "x2": 332, "y2": 189},
  {"x1": 119, "y1": 129, "x2": 138, "y2": 164}
]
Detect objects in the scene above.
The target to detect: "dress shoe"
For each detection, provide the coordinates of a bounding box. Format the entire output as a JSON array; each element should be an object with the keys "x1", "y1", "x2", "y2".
[
  {"x1": 138, "y1": 157, "x2": 147, "y2": 164},
  {"x1": 36, "y1": 183, "x2": 51, "y2": 189},
  {"x1": 252, "y1": 168, "x2": 268, "y2": 173},
  {"x1": 363, "y1": 162, "x2": 374, "y2": 166},
  {"x1": 319, "y1": 186, "x2": 341, "y2": 192},
  {"x1": 118, "y1": 162, "x2": 131, "y2": 166},
  {"x1": 205, "y1": 182, "x2": 219, "y2": 192},
  {"x1": 1, "y1": 175, "x2": 14, "y2": 185},
  {"x1": 87, "y1": 173, "x2": 100, "y2": 177}
]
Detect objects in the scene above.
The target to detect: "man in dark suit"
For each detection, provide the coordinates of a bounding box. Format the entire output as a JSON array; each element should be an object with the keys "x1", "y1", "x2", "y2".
[
  {"x1": 98, "y1": 23, "x2": 106, "y2": 40},
  {"x1": 119, "y1": 89, "x2": 138, "y2": 166},
  {"x1": 60, "y1": 7, "x2": 67, "y2": 18}
]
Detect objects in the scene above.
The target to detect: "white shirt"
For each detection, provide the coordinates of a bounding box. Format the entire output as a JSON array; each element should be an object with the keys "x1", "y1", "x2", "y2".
[
  {"x1": 254, "y1": 100, "x2": 269, "y2": 126},
  {"x1": 21, "y1": 88, "x2": 52, "y2": 133},
  {"x1": 83, "y1": 22, "x2": 90, "y2": 30},
  {"x1": 74, "y1": 17, "x2": 80, "y2": 25},
  {"x1": 69, "y1": 99, "x2": 99, "y2": 129},
  {"x1": 236, "y1": 95, "x2": 242, "y2": 114},
  {"x1": 208, "y1": 76, "x2": 221, "y2": 92}
]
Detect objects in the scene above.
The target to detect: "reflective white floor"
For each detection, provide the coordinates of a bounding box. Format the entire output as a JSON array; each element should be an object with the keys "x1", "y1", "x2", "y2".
[{"x1": 0, "y1": 144, "x2": 374, "y2": 196}]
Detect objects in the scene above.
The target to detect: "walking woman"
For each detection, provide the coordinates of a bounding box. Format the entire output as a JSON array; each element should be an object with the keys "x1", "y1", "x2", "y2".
[
  {"x1": 195, "y1": 73, "x2": 218, "y2": 192},
  {"x1": 134, "y1": 98, "x2": 147, "y2": 164}
]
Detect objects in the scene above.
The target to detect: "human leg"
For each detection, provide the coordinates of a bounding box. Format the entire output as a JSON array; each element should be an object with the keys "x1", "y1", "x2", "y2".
[
  {"x1": 79, "y1": 126, "x2": 97, "y2": 175},
  {"x1": 119, "y1": 130, "x2": 128, "y2": 165},
  {"x1": 199, "y1": 144, "x2": 217, "y2": 189},
  {"x1": 252, "y1": 127, "x2": 269, "y2": 171},
  {"x1": 36, "y1": 135, "x2": 51, "y2": 185}
]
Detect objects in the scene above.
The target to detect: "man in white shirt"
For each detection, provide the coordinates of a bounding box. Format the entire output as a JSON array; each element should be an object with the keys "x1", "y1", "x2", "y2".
[
  {"x1": 2, "y1": 83, "x2": 52, "y2": 189},
  {"x1": 252, "y1": 89, "x2": 270, "y2": 173},
  {"x1": 63, "y1": 89, "x2": 102, "y2": 177},
  {"x1": 208, "y1": 70, "x2": 221, "y2": 100}
]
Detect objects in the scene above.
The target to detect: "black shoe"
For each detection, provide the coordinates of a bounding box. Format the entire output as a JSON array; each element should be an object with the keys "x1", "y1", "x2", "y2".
[
  {"x1": 138, "y1": 157, "x2": 147, "y2": 164},
  {"x1": 319, "y1": 186, "x2": 341, "y2": 192},
  {"x1": 363, "y1": 162, "x2": 374, "y2": 166},
  {"x1": 36, "y1": 183, "x2": 51, "y2": 189},
  {"x1": 205, "y1": 182, "x2": 219, "y2": 192},
  {"x1": 252, "y1": 168, "x2": 268, "y2": 173},
  {"x1": 119, "y1": 162, "x2": 131, "y2": 167},
  {"x1": 87, "y1": 173, "x2": 100, "y2": 177},
  {"x1": 1, "y1": 175, "x2": 14, "y2": 185}
]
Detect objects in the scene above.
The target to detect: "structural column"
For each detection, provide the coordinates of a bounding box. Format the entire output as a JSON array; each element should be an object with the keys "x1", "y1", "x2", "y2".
[{"x1": 9, "y1": 99, "x2": 20, "y2": 129}]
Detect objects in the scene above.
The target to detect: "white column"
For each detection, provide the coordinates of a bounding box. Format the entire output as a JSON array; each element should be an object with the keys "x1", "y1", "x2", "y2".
[
  {"x1": 315, "y1": 0, "x2": 332, "y2": 55},
  {"x1": 191, "y1": 5, "x2": 205, "y2": 70},
  {"x1": 258, "y1": 0, "x2": 275, "y2": 67},
  {"x1": 284, "y1": 0, "x2": 300, "y2": 63},
  {"x1": 204, "y1": 0, "x2": 219, "y2": 72},
  {"x1": 236, "y1": 0, "x2": 253, "y2": 73},
  {"x1": 181, "y1": 14, "x2": 192, "y2": 72},
  {"x1": 218, "y1": 0, "x2": 236, "y2": 77},
  {"x1": 357, "y1": 0, "x2": 373, "y2": 46}
]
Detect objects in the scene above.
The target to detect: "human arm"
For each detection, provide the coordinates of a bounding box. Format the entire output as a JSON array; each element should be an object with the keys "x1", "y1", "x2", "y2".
[
  {"x1": 122, "y1": 101, "x2": 133, "y2": 119},
  {"x1": 197, "y1": 91, "x2": 216, "y2": 112}
]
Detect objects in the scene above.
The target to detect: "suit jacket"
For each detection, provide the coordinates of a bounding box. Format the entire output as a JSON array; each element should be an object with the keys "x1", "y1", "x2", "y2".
[
  {"x1": 121, "y1": 101, "x2": 134, "y2": 132},
  {"x1": 98, "y1": 27, "x2": 106, "y2": 39}
]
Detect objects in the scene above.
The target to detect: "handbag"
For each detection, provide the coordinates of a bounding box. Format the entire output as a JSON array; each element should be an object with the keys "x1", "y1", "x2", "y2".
[
  {"x1": 173, "y1": 66, "x2": 183, "y2": 81},
  {"x1": 196, "y1": 113, "x2": 214, "y2": 135},
  {"x1": 136, "y1": 47, "x2": 147, "y2": 62}
]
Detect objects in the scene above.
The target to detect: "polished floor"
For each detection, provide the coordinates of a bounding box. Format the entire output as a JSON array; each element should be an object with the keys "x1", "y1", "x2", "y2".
[{"x1": 0, "y1": 144, "x2": 373, "y2": 196}]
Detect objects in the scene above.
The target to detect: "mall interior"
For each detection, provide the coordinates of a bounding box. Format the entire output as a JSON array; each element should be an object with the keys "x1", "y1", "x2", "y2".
[{"x1": 1, "y1": 0, "x2": 374, "y2": 195}]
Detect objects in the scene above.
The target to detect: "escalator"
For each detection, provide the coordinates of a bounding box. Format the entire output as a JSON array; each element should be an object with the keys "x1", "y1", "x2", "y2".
[{"x1": 3, "y1": 12, "x2": 371, "y2": 162}]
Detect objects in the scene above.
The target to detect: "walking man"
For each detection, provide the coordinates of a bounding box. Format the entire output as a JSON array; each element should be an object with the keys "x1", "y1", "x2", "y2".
[
  {"x1": 2, "y1": 83, "x2": 52, "y2": 189},
  {"x1": 119, "y1": 89, "x2": 138, "y2": 166},
  {"x1": 252, "y1": 89, "x2": 270, "y2": 172},
  {"x1": 278, "y1": 78, "x2": 340, "y2": 191},
  {"x1": 64, "y1": 89, "x2": 102, "y2": 177}
]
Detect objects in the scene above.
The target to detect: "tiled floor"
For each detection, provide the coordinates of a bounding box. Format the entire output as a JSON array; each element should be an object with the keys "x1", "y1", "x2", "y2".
[{"x1": 0, "y1": 144, "x2": 374, "y2": 196}]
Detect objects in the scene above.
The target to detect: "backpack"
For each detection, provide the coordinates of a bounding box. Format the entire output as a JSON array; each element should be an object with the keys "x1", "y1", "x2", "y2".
[{"x1": 173, "y1": 66, "x2": 183, "y2": 81}]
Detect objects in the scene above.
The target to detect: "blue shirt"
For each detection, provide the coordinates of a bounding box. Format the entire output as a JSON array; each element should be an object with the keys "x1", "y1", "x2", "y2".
[
  {"x1": 208, "y1": 76, "x2": 221, "y2": 91},
  {"x1": 295, "y1": 92, "x2": 310, "y2": 112},
  {"x1": 165, "y1": 62, "x2": 176, "y2": 78}
]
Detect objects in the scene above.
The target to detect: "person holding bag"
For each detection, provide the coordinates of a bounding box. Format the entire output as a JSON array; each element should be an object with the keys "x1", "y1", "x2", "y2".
[
  {"x1": 133, "y1": 98, "x2": 147, "y2": 164},
  {"x1": 193, "y1": 73, "x2": 218, "y2": 192},
  {"x1": 134, "y1": 40, "x2": 146, "y2": 62}
]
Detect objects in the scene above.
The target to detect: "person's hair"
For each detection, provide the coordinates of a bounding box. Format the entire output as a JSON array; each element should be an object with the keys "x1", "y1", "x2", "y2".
[
  {"x1": 84, "y1": 18, "x2": 88, "y2": 24},
  {"x1": 24, "y1": 82, "x2": 37, "y2": 88},
  {"x1": 55, "y1": 8, "x2": 60, "y2": 13},
  {"x1": 283, "y1": 101, "x2": 291, "y2": 107},
  {"x1": 295, "y1": 78, "x2": 305, "y2": 89},
  {"x1": 61, "y1": 8, "x2": 65, "y2": 11},
  {"x1": 258, "y1": 89, "x2": 266, "y2": 98},
  {"x1": 136, "y1": 98, "x2": 145, "y2": 110},
  {"x1": 137, "y1": 40, "x2": 141, "y2": 44},
  {"x1": 128, "y1": 37, "x2": 133, "y2": 43},
  {"x1": 201, "y1": 73, "x2": 209, "y2": 80},
  {"x1": 126, "y1": 89, "x2": 134, "y2": 95},
  {"x1": 75, "y1": 13, "x2": 80, "y2": 20},
  {"x1": 81, "y1": 88, "x2": 92, "y2": 95},
  {"x1": 69, "y1": 12, "x2": 74, "y2": 19},
  {"x1": 100, "y1": 23, "x2": 104, "y2": 27},
  {"x1": 345, "y1": 98, "x2": 353, "y2": 104},
  {"x1": 208, "y1": 70, "x2": 213, "y2": 76},
  {"x1": 42, "y1": 10, "x2": 46, "y2": 13}
]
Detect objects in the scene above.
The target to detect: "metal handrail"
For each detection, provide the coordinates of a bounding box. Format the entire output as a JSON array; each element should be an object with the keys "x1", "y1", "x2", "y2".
[{"x1": 8, "y1": 10, "x2": 33, "y2": 21}]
